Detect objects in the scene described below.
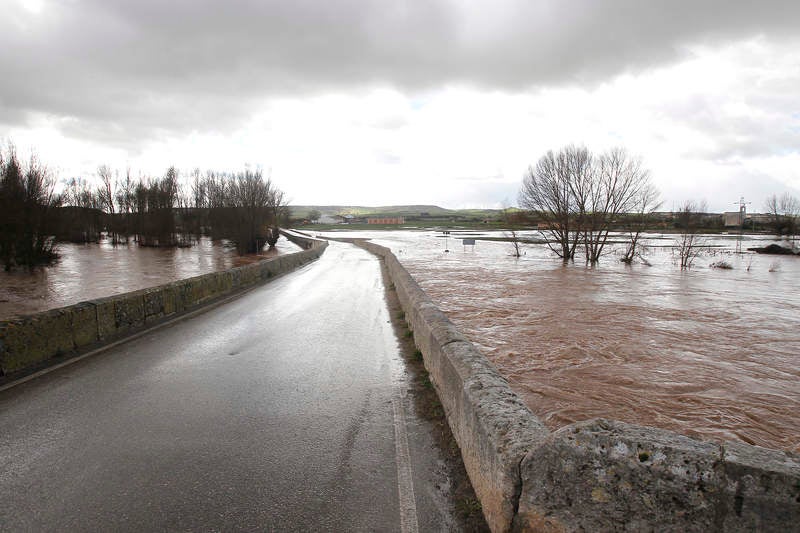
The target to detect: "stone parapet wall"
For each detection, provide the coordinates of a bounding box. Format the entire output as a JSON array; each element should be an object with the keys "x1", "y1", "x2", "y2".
[
  {"x1": 515, "y1": 419, "x2": 800, "y2": 532},
  {"x1": 0, "y1": 231, "x2": 326, "y2": 378},
  {"x1": 354, "y1": 239, "x2": 800, "y2": 533}
]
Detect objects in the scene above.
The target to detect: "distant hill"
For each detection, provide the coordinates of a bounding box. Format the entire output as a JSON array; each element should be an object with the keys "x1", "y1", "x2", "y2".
[{"x1": 289, "y1": 205, "x2": 503, "y2": 220}]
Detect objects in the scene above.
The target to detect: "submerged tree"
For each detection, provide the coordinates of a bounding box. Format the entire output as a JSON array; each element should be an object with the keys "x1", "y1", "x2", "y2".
[
  {"x1": 114, "y1": 167, "x2": 136, "y2": 242},
  {"x1": 265, "y1": 187, "x2": 288, "y2": 247},
  {"x1": 60, "y1": 177, "x2": 103, "y2": 243},
  {"x1": 674, "y1": 200, "x2": 708, "y2": 270},
  {"x1": 226, "y1": 169, "x2": 274, "y2": 254},
  {"x1": 0, "y1": 145, "x2": 61, "y2": 270},
  {"x1": 519, "y1": 146, "x2": 584, "y2": 261},
  {"x1": 621, "y1": 181, "x2": 662, "y2": 264},
  {"x1": 137, "y1": 167, "x2": 186, "y2": 247},
  {"x1": 1, "y1": 147, "x2": 291, "y2": 266},
  {"x1": 501, "y1": 206, "x2": 524, "y2": 257},
  {"x1": 205, "y1": 169, "x2": 287, "y2": 254},
  {"x1": 96, "y1": 164, "x2": 127, "y2": 244},
  {"x1": 520, "y1": 145, "x2": 658, "y2": 263},
  {"x1": 580, "y1": 148, "x2": 655, "y2": 262}
]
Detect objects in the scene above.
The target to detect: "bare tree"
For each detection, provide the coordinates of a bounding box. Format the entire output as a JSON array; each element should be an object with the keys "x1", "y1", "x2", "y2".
[
  {"x1": 674, "y1": 200, "x2": 708, "y2": 270},
  {"x1": 132, "y1": 167, "x2": 185, "y2": 247},
  {"x1": 519, "y1": 146, "x2": 584, "y2": 261},
  {"x1": 115, "y1": 167, "x2": 135, "y2": 242},
  {"x1": 215, "y1": 169, "x2": 287, "y2": 254},
  {"x1": 764, "y1": 193, "x2": 799, "y2": 243},
  {"x1": 580, "y1": 148, "x2": 653, "y2": 263},
  {"x1": 96, "y1": 165, "x2": 116, "y2": 215},
  {"x1": 96, "y1": 164, "x2": 123, "y2": 243},
  {"x1": 265, "y1": 186, "x2": 288, "y2": 247},
  {"x1": 501, "y1": 206, "x2": 524, "y2": 257},
  {"x1": 520, "y1": 145, "x2": 658, "y2": 263},
  {"x1": 190, "y1": 168, "x2": 207, "y2": 209},
  {"x1": 621, "y1": 181, "x2": 661, "y2": 263},
  {"x1": 227, "y1": 169, "x2": 270, "y2": 253}
]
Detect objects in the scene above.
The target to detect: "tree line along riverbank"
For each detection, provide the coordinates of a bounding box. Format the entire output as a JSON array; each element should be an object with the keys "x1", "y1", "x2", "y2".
[{"x1": 0, "y1": 144, "x2": 289, "y2": 271}]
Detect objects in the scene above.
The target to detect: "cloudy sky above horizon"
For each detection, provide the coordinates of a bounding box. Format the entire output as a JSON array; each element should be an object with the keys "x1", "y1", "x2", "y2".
[{"x1": 2, "y1": 0, "x2": 800, "y2": 212}]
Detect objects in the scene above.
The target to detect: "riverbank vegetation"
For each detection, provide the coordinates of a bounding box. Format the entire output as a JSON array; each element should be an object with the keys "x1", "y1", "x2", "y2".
[
  {"x1": 0, "y1": 145, "x2": 60, "y2": 270},
  {"x1": 0, "y1": 143, "x2": 289, "y2": 270}
]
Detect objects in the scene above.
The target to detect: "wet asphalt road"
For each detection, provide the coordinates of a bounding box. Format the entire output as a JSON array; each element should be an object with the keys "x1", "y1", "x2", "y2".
[{"x1": 0, "y1": 241, "x2": 458, "y2": 532}]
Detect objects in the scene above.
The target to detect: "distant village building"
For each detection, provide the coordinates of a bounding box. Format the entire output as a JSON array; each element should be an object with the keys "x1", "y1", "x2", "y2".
[
  {"x1": 724, "y1": 212, "x2": 744, "y2": 227},
  {"x1": 315, "y1": 215, "x2": 343, "y2": 224},
  {"x1": 367, "y1": 217, "x2": 405, "y2": 225},
  {"x1": 723, "y1": 212, "x2": 770, "y2": 228}
]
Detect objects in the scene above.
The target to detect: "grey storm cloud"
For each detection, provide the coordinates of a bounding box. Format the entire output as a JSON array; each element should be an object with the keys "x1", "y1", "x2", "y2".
[{"x1": 2, "y1": 0, "x2": 800, "y2": 144}]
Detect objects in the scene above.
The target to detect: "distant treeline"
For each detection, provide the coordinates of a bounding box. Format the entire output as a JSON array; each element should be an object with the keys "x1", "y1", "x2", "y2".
[
  {"x1": 504, "y1": 207, "x2": 797, "y2": 236},
  {"x1": 0, "y1": 144, "x2": 287, "y2": 270}
]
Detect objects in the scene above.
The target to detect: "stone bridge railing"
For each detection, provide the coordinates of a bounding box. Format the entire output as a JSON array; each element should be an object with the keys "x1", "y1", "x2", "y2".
[{"x1": 355, "y1": 238, "x2": 800, "y2": 533}]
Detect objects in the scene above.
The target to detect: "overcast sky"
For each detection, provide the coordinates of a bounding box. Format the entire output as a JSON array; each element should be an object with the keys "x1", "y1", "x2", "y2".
[{"x1": 2, "y1": 0, "x2": 800, "y2": 211}]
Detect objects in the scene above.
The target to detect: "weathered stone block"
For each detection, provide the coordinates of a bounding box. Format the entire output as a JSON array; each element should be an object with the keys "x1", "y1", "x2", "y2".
[
  {"x1": 0, "y1": 320, "x2": 46, "y2": 374},
  {"x1": 719, "y1": 441, "x2": 800, "y2": 531},
  {"x1": 204, "y1": 273, "x2": 218, "y2": 298},
  {"x1": 516, "y1": 419, "x2": 724, "y2": 532},
  {"x1": 144, "y1": 288, "x2": 164, "y2": 323},
  {"x1": 0, "y1": 308, "x2": 75, "y2": 374},
  {"x1": 242, "y1": 266, "x2": 257, "y2": 286},
  {"x1": 229, "y1": 268, "x2": 242, "y2": 289},
  {"x1": 218, "y1": 271, "x2": 233, "y2": 293},
  {"x1": 162, "y1": 283, "x2": 180, "y2": 315},
  {"x1": 177, "y1": 280, "x2": 194, "y2": 311},
  {"x1": 205, "y1": 274, "x2": 217, "y2": 298},
  {"x1": 114, "y1": 292, "x2": 145, "y2": 332},
  {"x1": 71, "y1": 302, "x2": 98, "y2": 348},
  {"x1": 37, "y1": 308, "x2": 75, "y2": 357},
  {"x1": 93, "y1": 298, "x2": 116, "y2": 340},
  {"x1": 185, "y1": 276, "x2": 205, "y2": 306},
  {"x1": 260, "y1": 260, "x2": 276, "y2": 280}
]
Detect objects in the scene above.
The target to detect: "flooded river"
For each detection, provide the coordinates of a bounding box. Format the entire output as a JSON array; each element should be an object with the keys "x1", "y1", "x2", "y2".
[
  {"x1": 0, "y1": 236, "x2": 301, "y2": 319},
  {"x1": 319, "y1": 229, "x2": 800, "y2": 452}
]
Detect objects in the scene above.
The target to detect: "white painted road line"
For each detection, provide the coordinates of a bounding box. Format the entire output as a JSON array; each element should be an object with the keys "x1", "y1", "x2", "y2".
[{"x1": 392, "y1": 392, "x2": 420, "y2": 533}]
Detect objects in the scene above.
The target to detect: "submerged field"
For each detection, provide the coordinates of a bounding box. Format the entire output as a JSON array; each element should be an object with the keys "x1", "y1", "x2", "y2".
[
  {"x1": 317, "y1": 229, "x2": 800, "y2": 452},
  {"x1": 0, "y1": 237, "x2": 301, "y2": 320}
]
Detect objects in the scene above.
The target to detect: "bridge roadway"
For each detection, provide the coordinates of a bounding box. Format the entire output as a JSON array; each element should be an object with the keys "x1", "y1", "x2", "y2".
[{"x1": 0, "y1": 241, "x2": 461, "y2": 531}]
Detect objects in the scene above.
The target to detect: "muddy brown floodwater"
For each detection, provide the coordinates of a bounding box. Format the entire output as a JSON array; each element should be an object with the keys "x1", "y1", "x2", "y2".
[
  {"x1": 0, "y1": 236, "x2": 301, "y2": 320},
  {"x1": 318, "y1": 230, "x2": 800, "y2": 453}
]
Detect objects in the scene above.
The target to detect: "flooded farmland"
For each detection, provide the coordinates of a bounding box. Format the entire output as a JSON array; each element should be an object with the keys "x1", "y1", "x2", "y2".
[
  {"x1": 0, "y1": 236, "x2": 301, "y2": 320},
  {"x1": 319, "y1": 229, "x2": 800, "y2": 452}
]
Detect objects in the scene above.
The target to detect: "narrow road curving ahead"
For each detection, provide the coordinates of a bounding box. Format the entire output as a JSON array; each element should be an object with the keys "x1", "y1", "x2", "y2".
[{"x1": 0, "y1": 241, "x2": 463, "y2": 532}]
